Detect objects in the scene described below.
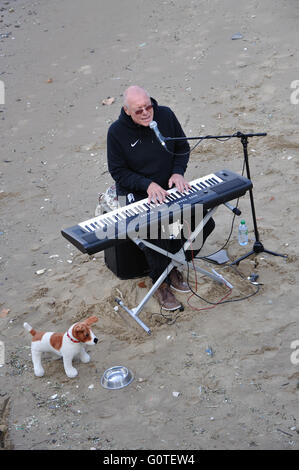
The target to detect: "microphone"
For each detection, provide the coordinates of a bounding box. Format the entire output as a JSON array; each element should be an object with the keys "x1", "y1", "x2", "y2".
[
  {"x1": 223, "y1": 202, "x2": 241, "y2": 216},
  {"x1": 149, "y1": 121, "x2": 166, "y2": 147}
]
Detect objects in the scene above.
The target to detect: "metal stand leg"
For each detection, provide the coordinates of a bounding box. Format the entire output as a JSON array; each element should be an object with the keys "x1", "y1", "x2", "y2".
[
  {"x1": 230, "y1": 133, "x2": 288, "y2": 265},
  {"x1": 114, "y1": 206, "x2": 233, "y2": 334}
]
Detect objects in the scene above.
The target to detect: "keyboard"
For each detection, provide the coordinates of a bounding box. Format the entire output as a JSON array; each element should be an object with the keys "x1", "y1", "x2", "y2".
[{"x1": 61, "y1": 169, "x2": 252, "y2": 255}]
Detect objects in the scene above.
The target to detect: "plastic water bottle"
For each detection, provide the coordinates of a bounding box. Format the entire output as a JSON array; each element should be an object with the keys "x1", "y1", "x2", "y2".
[{"x1": 238, "y1": 219, "x2": 248, "y2": 246}]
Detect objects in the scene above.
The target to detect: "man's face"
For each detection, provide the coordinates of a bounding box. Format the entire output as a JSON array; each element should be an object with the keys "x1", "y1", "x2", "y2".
[{"x1": 124, "y1": 93, "x2": 154, "y2": 126}]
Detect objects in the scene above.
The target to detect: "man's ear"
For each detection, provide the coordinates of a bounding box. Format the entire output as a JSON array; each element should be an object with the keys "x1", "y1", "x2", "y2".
[{"x1": 123, "y1": 105, "x2": 130, "y2": 116}]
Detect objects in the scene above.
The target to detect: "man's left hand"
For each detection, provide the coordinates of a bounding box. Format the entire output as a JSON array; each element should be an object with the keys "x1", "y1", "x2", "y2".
[{"x1": 168, "y1": 174, "x2": 191, "y2": 193}]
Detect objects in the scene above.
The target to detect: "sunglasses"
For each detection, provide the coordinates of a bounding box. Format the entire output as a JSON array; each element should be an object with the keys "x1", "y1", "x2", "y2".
[{"x1": 133, "y1": 104, "x2": 153, "y2": 115}]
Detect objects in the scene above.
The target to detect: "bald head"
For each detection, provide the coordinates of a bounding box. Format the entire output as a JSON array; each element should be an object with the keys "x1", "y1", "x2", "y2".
[
  {"x1": 123, "y1": 86, "x2": 150, "y2": 107},
  {"x1": 123, "y1": 85, "x2": 153, "y2": 127}
]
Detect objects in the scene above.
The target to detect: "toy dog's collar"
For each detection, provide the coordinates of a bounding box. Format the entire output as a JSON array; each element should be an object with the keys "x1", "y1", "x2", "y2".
[{"x1": 67, "y1": 331, "x2": 80, "y2": 343}]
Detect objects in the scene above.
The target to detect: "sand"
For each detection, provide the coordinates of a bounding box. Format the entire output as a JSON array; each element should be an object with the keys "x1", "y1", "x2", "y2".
[{"x1": 0, "y1": 0, "x2": 299, "y2": 451}]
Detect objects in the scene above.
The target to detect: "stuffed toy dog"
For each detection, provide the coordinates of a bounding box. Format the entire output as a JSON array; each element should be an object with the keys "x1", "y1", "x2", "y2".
[{"x1": 24, "y1": 316, "x2": 98, "y2": 378}]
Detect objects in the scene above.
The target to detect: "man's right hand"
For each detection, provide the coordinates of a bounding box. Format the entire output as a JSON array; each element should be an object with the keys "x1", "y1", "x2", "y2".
[{"x1": 147, "y1": 182, "x2": 168, "y2": 205}]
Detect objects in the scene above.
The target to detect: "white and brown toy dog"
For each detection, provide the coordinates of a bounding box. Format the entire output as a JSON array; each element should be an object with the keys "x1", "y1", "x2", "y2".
[{"x1": 24, "y1": 316, "x2": 98, "y2": 378}]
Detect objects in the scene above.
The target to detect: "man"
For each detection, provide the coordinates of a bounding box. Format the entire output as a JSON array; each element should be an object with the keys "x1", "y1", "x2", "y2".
[{"x1": 107, "y1": 86, "x2": 214, "y2": 310}]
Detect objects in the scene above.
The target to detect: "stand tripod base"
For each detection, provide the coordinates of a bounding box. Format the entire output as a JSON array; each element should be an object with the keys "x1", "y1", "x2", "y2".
[
  {"x1": 114, "y1": 206, "x2": 233, "y2": 334},
  {"x1": 230, "y1": 240, "x2": 288, "y2": 266}
]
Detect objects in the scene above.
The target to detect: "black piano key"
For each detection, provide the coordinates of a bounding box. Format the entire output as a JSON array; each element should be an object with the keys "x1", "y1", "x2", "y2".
[
  {"x1": 98, "y1": 222, "x2": 106, "y2": 230},
  {"x1": 211, "y1": 177, "x2": 219, "y2": 184},
  {"x1": 129, "y1": 209, "x2": 138, "y2": 216},
  {"x1": 128, "y1": 209, "x2": 138, "y2": 216}
]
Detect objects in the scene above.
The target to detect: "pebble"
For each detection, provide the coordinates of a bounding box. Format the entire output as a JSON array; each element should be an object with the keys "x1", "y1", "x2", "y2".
[
  {"x1": 102, "y1": 97, "x2": 115, "y2": 106},
  {"x1": 205, "y1": 347, "x2": 214, "y2": 357},
  {"x1": 35, "y1": 269, "x2": 46, "y2": 275},
  {"x1": 231, "y1": 33, "x2": 243, "y2": 40},
  {"x1": 0, "y1": 32, "x2": 12, "y2": 39}
]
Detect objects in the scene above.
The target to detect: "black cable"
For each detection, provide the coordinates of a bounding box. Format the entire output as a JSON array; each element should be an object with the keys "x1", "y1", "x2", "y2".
[
  {"x1": 185, "y1": 250, "x2": 261, "y2": 306},
  {"x1": 165, "y1": 132, "x2": 241, "y2": 157},
  {"x1": 162, "y1": 136, "x2": 205, "y2": 157},
  {"x1": 194, "y1": 158, "x2": 246, "y2": 260}
]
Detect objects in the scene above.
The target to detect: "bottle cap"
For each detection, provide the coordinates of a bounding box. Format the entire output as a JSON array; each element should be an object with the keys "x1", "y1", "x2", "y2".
[{"x1": 240, "y1": 219, "x2": 245, "y2": 224}]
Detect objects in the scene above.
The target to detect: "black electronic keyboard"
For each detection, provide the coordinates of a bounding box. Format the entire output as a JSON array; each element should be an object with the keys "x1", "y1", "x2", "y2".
[{"x1": 61, "y1": 169, "x2": 252, "y2": 255}]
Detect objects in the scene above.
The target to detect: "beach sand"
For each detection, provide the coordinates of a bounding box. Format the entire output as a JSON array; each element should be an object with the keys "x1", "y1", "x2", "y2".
[{"x1": 0, "y1": 0, "x2": 299, "y2": 450}]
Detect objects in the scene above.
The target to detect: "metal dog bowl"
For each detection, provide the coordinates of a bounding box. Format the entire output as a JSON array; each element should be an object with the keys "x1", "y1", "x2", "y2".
[{"x1": 101, "y1": 366, "x2": 134, "y2": 390}]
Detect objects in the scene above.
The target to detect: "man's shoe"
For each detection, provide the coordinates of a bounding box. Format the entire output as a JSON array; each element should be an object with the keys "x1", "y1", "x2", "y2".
[
  {"x1": 169, "y1": 268, "x2": 191, "y2": 293},
  {"x1": 154, "y1": 282, "x2": 181, "y2": 311}
]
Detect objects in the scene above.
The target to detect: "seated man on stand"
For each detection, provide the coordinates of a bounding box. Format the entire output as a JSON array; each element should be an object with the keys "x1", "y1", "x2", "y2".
[{"x1": 107, "y1": 85, "x2": 215, "y2": 311}]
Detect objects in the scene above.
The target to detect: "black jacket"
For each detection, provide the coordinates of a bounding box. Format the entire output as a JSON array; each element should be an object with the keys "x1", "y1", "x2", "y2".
[{"x1": 107, "y1": 98, "x2": 190, "y2": 201}]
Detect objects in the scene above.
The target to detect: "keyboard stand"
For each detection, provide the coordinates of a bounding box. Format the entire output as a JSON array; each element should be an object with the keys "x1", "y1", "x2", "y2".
[{"x1": 114, "y1": 206, "x2": 233, "y2": 335}]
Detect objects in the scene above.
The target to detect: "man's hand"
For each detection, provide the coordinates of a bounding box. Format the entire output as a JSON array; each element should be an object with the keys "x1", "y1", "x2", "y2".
[
  {"x1": 147, "y1": 182, "x2": 168, "y2": 204},
  {"x1": 168, "y1": 174, "x2": 191, "y2": 193}
]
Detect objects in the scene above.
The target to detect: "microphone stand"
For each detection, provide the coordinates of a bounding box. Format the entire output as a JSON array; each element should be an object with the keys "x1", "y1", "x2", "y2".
[{"x1": 164, "y1": 131, "x2": 288, "y2": 265}]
